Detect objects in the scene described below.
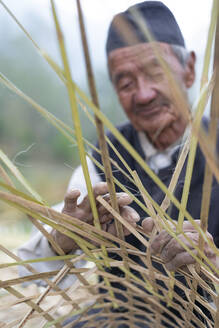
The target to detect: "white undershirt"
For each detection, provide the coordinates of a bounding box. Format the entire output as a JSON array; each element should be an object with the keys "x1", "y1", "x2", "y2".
[{"x1": 137, "y1": 131, "x2": 178, "y2": 174}]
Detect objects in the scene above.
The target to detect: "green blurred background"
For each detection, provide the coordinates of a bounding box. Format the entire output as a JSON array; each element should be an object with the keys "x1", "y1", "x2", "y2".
[{"x1": 0, "y1": 2, "x2": 127, "y2": 246}]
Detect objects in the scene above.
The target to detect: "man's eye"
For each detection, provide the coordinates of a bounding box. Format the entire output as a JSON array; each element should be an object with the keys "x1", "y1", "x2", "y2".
[
  {"x1": 151, "y1": 72, "x2": 164, "y2": 82},
  {"x1": 119, "y1": 80, "x2": 133, "y2": 91}
]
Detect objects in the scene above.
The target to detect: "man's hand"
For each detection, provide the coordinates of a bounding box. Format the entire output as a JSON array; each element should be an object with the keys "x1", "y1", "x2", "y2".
[
  {"x1": 51, "y1": 182, "x2": 139, "y2": 254},
  {"x1": 98, "y1": 192, "x2": 140, "y2": 236},
  {"x1": 142, "y1": 217, "x2": 218, "y2": 272}
]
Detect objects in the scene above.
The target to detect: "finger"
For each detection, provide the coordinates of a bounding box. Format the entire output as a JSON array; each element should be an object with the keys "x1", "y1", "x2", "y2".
[
  {"x1": 107, "y1": 222, "x2": 117, "y2": 236},
  {"x1": 150, "y1": 220, "x2": 202, "y2": 255},
  {"x1": 150, "y1": 230, "x2": 173, "y2": 255},
  {"x1": 181, "y1": 220, "x2": 201, "y2": 232},
  {"x1": 100, "y1": 206, "x2": 139, "y2": 236},
  {"x1": 120, "y1": 206, "x2": 140, "y2": 223},
  {"x1": 97, "y1": 193, "x2": 133, "y2": 217},
  {"x1": 117, "y1": 193, "x2": 133, "y2": 206},
  {"x1": 93, "y1": 182, "x2": 109, "y2": 197},
  {"x1": 98, "y1": 203, "x2": 111, "y2": 216},
  {"x1": 99, "y1": 206, "x2": 139, "y2": 225},
  {"x1": 99, "y1": 213, "x2": 114, "y2": 224},
  {"x1": 160, "y1": 232, "x2": 199, "y2": 263},
  {"x1": 160, "y1": 230, "x2": 213, "y2": 263},
  {"x1": 123, "y1": 227, "x2": 132, "y2": 236},
  {"x1": 204, "y1": 237, "x2": 216, "y2": 259},
  {"x1": 101, "y1": 220, "x2": 114, "y2": 233},
  {"x1": 142, "y1": 217, "x2": 155, "y2": 234},
  {"x1": 79, "y1": 182, "x2": 108, "y2": 211},
  {"x1": 165, "y1": 251, "x2": 197, "y2": 271},
  {"x1": 62, "y1": 189, "x2": 81, "y2": 213},
  {"x1": 119, "y1": 206, "x2": 139, "y2": 236},
  {"x1": 101, "y1": 223, "x2": 107, "y2": 232},
  {"x1": 102, "y1": 192, "x2": 132, "y2": 207}
]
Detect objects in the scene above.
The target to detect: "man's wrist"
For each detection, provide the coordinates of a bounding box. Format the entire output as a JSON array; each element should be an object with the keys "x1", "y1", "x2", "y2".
[{"x1": 50, "y1": 229, "x2": 79, "y2": 254}]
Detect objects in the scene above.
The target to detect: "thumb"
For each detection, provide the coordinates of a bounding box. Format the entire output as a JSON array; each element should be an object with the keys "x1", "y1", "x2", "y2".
[
  {"x1": 62, "y1": 189, "x2": 81, "y2": 213},
  {"x1": 79, "y1": 182, "x2": 108, "y2": 211}
]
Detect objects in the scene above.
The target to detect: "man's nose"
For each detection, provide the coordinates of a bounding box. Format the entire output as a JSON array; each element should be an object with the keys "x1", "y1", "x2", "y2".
[{"x1": 134, "y1": 78, "x2": 156, "y2": 105}]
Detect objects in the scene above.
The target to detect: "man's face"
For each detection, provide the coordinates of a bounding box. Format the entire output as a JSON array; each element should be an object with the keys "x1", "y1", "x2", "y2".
[{"x1": 108, "y1": 43, "x2": 195, "y2": 150}]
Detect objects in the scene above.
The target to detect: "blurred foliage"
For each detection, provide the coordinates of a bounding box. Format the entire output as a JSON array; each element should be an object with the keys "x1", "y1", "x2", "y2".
[
  {"x1": 0, "y1": 10, "x2": 126, "y2": 169},
  {"x1": 0, "y1": 5, "x2": 126, "y2": 242}
]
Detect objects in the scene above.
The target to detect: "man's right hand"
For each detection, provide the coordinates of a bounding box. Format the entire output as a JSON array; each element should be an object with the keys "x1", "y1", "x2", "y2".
[{"x1": 50, "y1": 182, "x2": 139, "y2": 254}]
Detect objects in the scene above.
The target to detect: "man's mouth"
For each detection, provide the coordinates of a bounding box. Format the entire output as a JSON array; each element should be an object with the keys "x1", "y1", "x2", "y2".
[{"x1": 136, "y1": 105, "x2": 165, "y2": 118}]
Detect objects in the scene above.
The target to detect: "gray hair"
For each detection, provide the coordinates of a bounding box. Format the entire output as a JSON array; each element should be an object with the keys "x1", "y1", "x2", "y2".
[{"x1": 170, "y1": 44, "x2": 190, "y2": 67}]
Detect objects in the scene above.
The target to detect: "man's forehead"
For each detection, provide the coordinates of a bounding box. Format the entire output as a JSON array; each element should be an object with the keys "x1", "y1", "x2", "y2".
[{"x1": 108, "y1": 42, "x2": 173, "y2": 68}]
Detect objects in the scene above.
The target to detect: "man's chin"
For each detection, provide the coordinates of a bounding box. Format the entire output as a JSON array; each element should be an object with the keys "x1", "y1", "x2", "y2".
[
  {"x1": 152, "y1": 139, "x2": 172, "y2": 151},
  {"x1": 134, "y1": 116, "x2": 173, "y2": 133},
  {"x1": 153, "y1": 132, "x2": 182, "y2": 150}
]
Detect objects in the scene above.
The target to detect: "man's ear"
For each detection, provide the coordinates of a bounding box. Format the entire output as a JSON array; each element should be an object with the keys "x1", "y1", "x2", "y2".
[{"x1": 184, "y1": 51, "x2": 196, "y2": 88}]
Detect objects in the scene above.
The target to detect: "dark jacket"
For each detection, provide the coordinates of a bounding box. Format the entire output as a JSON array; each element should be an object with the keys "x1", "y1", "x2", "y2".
[
  {"x1": 92, "y1": 119, "x2": 218, "y2": 326},
  {"x1": 92, "y1": 119, "x2": 219, "y2": 248}
]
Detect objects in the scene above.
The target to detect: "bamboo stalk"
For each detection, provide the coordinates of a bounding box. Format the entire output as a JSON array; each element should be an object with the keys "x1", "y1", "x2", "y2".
[
  {"x1": 0, "y1": 164, "x2": 14, "y2": 187},
  {"x1": 0, "y1": 149, "x2": 44, "y2": 203},
  {"x1": 1, "y1": 283, "x2": 60, "y2": 327},
  {"x1": 50, "y1": 0, "x2": 100, "y2": 230},
  {"x1": 49, "y1": 1, "x2": 120, "y2": 307},
  {"x1": 76, "y1": 0, "x2": 124, "y2": 243},
  {"x1": 177, "y1": 0, "x2": 217, "y2": 233},
  {"x1": 0, "y1": 243, "x2": 87, "y2": 303},
  {"x1": 185, "y1": 1, "x2": 219, "y2": 323},
  {"x1": 176, "y1": 79, "x2": 214, "y2": 232},
  {"x1": 130, "y1": 7, "x2": 191, "y2": 124},
  {"x1": 199, "y1": 0, "x2": 219, "y2": 250},
  {"x1": 186, "y1": 3, "x2": 219, "y2": 324},
  {"x1": 76, "y1": 0, "x2": 135, "y2": 318}
]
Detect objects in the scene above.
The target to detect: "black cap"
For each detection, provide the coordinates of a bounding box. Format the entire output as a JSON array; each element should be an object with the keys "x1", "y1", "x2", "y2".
[{"x1": 106, "y1": 1, "x2": 185, "y2": 55}]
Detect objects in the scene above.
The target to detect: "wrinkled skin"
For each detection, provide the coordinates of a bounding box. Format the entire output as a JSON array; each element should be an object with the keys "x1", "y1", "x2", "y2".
[
  {"x1": 108, "y1": 42, "x2": 196, "y2": 150},
  {"x1": 142, "y1": 217, "x2": 219, "y2": 273},
  {"x1": 51, "y1": 182, "x2": 140, "y2": 254}
]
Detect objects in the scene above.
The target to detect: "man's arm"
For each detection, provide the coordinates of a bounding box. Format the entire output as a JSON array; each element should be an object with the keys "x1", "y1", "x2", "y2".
[
  {"x1": 17, "y1": 157, "x2": 101, "y2": 287},
  {"x1": 18, "y1": 225, "x2": 86, "y2": 288}
]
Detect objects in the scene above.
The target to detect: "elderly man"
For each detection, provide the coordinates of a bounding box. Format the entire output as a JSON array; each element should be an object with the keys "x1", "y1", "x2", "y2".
[{"x1": 19, "y1": 1, "x2": 219, "y2": 327}]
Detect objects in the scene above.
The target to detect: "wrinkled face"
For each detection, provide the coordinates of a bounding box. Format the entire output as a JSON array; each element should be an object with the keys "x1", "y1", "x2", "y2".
[{"x1": 108, "y1": 43, "x2": 195, "y2": 150}]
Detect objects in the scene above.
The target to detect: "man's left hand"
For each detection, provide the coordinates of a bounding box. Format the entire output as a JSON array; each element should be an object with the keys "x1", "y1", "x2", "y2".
[{"x1": 142, "y1": 217, "x2": 219, "y2": 272}]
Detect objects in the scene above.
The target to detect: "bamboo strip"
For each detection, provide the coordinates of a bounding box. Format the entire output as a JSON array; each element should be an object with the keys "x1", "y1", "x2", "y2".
[
  {"x1": 199, "y1": 0, "x2": 219, "y2": 251},
  {"x1": 76, "y1": 0, "x2": 123, "y2": 240},
  {"x1": 50, "y1": 0, "x2": 99, "y2": 230},
  {"x1": 1, "y1": 283, "x2": 60, "y2": 327},
  {"x1": 76, "y1": 2, "x2": 134, "y2": 317},
  {"x1": 187, "y1": 0, "x2": 219, "y2": 323},
  {"x1": 50, "y1": 4, "x2": 117, "y2": 307},
  {"x1": 0, "y1": 164, "x2": 14, "y2": 187},
  {"x1": 0, "y1": 149, "x2": 44, "y2": 203}
]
